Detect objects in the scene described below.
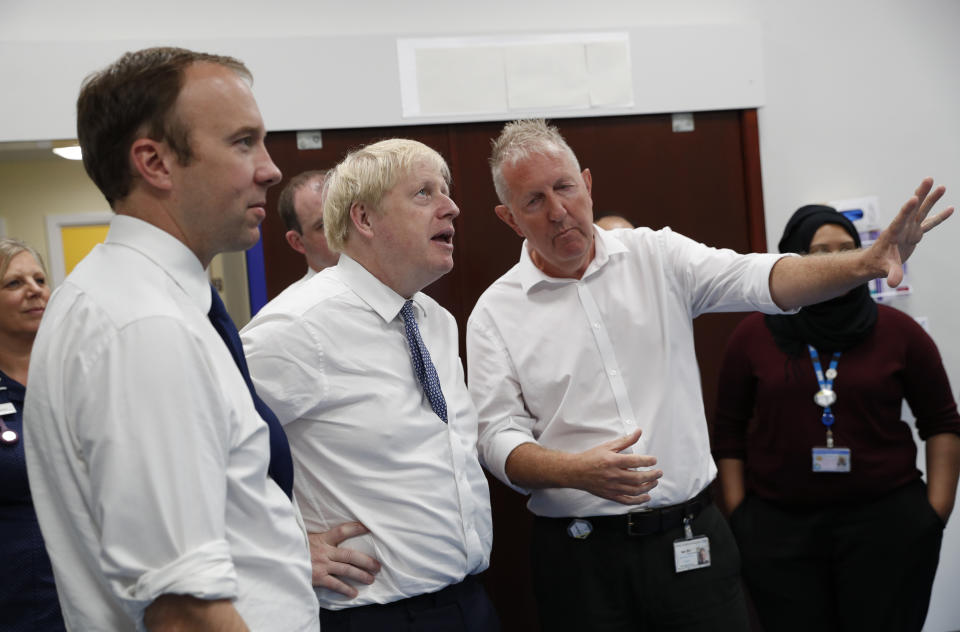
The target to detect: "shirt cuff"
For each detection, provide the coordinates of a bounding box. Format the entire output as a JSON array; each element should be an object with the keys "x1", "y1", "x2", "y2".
[
  {"x1": 483, "y1": 429, "x2": 538, "y2": 495},
  {"x1": 115, "y1": 539, "x2": 237, "y2": 628}
]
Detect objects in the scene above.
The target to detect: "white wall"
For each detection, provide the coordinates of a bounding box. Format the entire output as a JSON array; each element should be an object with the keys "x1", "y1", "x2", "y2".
[
  {"x1": 757, "y1": 4, "x2": 960, "y2": 630},
  {"x1": 2, "y1": 1, "x2": 959, "y2": 628}
]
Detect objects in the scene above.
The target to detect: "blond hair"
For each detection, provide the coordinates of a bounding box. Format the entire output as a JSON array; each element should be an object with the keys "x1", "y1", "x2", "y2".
[
  {"x1": 323, "y1": 139, "x2": 450, "y2": 251},
  {"x1": 0, "y1": 238, "x2": 47, "y2": 280}
]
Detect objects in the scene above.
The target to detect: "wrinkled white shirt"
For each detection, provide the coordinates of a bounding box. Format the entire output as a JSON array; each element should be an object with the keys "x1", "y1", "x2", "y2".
[
  {"x1": 467, "y1": 226, "x2": 792, "y2": 518},
  {"x1": 241, "y1": 254, "x2": 492, "y2": 610},
  {"x1": 24, "y1": 215, "x2": 319, "y2": 631}
]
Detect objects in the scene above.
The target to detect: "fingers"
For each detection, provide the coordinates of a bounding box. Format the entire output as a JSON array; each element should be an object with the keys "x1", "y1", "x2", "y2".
[
  {"x1": 921, "y1": 206, "x2": 954, "y2": 233},
  {"x1": 310, "y1": 521, "x2": 369, "y2": 546},
  {"x1": 315, "y1": 572, "x2": 361, "y2": 598},
  {"x1": 914, "y1": 177, "x2": 935, "y2": 204},
  {"x1": 308, "y1": 522, "x2": 381, "y2": 595},
  {"x1": 609, "y1": 492, "x2": 655, "y2": 506},
  {"x1": 890, "y1": 195, "x2": 920, "y2": 232},
  {"x1": 336, "y1": 545, "x2": 382, "y2": 575},
  {"x1": 615, "y1": 452, "x2": 659, "y2": 469},
  {"x1": 601, "y1": 427, "x2": 643, "y2": 452},
  {"x1": 886, "y1": 262, "x2": 904, "y2": 288}
]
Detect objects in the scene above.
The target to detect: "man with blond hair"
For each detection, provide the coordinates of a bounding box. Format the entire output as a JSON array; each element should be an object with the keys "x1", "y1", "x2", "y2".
[
  {"x1": 242, "y1": 139, "x2": 497, "y2": 631},
  {"x1": 24, "y1": 47, "x2": 318, "y2": 630},
  {"x1": 276, "y1": 170, "x2": 340, "y2": 291},
  {"x1": 467, "y1": 118, "x2": 952, "y2": 630}
]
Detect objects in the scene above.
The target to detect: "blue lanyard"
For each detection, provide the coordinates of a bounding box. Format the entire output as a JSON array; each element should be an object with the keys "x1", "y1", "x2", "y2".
[{"x1": 807, "y1": 345, "x2": 840, "y2": 429}]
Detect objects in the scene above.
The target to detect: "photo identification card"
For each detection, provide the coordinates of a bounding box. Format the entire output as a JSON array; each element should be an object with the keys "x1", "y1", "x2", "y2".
[
  {"x1": 812, "y1": 447, "x2": 851, "y2": 473},
  {"x1": 673, "y1": 536, "x2": 711, "y2": 573}
]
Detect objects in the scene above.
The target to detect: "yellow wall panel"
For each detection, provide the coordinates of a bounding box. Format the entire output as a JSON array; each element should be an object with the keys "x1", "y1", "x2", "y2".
[{"x1": 61, "y1": 224, "x2": 109, "y2": 275}]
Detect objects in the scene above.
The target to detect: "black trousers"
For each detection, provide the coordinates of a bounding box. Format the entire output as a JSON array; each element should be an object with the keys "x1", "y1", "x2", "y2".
[
  {"x1": 318, "y1": 575, "x2": 500, "y2": 632},
  {"x1": 730, "y1": 479, "x2": 945, "y2": 632},
  {"x1": 532, "y1": 502, "x2": 748, "y2": 631}
]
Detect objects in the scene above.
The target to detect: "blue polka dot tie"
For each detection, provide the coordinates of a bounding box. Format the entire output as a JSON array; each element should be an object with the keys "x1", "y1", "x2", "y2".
[{"x1": 399, "y1": 300, "x2": 448, "y2": 423}]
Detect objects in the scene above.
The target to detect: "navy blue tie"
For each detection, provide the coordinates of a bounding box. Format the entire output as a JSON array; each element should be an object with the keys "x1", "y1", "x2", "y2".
[
  {"x1": 207, "y1": 286, "x2": 294, "y2": 498},
  {"x1": 399, "y1": 300, "x2": 448, "y2": 423}
]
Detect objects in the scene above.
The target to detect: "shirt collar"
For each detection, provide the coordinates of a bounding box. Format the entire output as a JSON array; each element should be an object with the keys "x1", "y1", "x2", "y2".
[
  {"x1": 517, "y1": 226, "x2": 630, "y2": 294},
  {"x1": 106, "y1": 214, "x2": 212, "y2": 313},
  {"x1": 335, "y1": 254, "x2": 427, "y2": 323}
]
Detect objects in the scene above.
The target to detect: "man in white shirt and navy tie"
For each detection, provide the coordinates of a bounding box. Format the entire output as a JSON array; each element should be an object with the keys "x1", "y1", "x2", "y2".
[
  {"x1": 24, "y1": 47, "x2": 318, "y2": 631},
  {"x1": 467, "y1": 118, "x2": 952, "y2": 631},
  {"x1": 242, "y1": 138, "x2": 497, "y2": 632}
]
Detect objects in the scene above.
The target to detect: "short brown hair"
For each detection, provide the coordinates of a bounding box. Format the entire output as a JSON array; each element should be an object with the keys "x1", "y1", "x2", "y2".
[
  {"x1": 277, "y1": 170, "x2": 328, "y2": 233},
  {"x1": 77, "y1": 46, "x2": 250, "y2": 208}
]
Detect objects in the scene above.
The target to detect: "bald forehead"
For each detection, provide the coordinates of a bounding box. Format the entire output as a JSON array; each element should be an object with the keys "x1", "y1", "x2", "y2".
[{"x1": 293, "y1": 178, "x2": 325, "y2": 220}]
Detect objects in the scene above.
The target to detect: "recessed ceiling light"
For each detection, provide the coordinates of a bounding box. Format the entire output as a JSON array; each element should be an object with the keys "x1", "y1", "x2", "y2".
[{"x1": 53, "y1": 145, "x2": 83, "y2": 160}]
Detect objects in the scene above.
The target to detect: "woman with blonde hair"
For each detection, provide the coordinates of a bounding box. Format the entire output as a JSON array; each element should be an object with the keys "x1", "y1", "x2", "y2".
[{"x1": 0, "y1": 238, "x2": 64, "y2": 630}]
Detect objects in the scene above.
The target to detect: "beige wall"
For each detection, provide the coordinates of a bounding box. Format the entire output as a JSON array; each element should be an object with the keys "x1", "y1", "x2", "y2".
[
  {"x1": 0, "y1": 157, "x2": 251, "y2": 325},
  {"x1": 0, "y1": 157, "x2": 106, "y2": 265}
]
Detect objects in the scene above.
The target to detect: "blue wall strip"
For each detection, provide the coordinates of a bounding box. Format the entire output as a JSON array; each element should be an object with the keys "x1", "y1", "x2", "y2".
[{"x1": 245, "y1": 230, "x2": 268, "y2": 317}]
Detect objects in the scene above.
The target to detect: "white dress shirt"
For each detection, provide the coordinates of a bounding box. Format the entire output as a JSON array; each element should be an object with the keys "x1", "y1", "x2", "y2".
[
  {"x1": 241, "y1": 254, "x2": 492, "y2": 610},
  {"x1": 467, "y1": 226, "x2": 792, "y2": 518},
  {"x1": 24, "y1": 215, "x2": 319, "y2": 631},
  {"x1": 282, "y1": 267, "x2": 318, "y2": 295}
]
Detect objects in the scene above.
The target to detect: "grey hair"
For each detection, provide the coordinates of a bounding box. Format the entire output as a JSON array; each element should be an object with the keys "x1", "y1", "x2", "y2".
[{"x1": 489, "y1": 119, "x2": 581, "y2": 205}]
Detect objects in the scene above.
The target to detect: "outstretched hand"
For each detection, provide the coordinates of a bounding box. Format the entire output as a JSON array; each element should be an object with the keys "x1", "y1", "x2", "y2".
[
  {"x1": 569, "y1": 428, "x2": 663, "y2": 505},
  {"x1": 308, "y1": 522, "x2": 381, "y2": 598},
  {"x1": 872, "y1": 177, "x2": 953, "y2": 287}
]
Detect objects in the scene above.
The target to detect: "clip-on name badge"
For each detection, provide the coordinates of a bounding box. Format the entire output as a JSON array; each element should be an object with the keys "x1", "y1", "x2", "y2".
[
  {"x1": 809, "y1": 346, "x2": 851, "y2": 473},
  {"x1": 673, "y1": 516, "x2": 710, "y2": 573}
]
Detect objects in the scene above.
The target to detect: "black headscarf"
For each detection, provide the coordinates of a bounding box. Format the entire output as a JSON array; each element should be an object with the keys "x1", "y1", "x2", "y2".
[{"x1": 764, "y1": 204, "x2": 878, "y2": 356}]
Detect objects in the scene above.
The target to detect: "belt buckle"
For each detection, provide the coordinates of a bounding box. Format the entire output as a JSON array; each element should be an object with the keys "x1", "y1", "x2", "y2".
[{"x1": 626, "y1": 509, "x2": 659, "y2": 536}]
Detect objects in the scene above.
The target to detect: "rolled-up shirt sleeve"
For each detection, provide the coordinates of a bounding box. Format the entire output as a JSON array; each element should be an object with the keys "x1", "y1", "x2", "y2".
[
  {"x1": 466, "y1": 309, "x2": 537, "y2": 494},
  {"x1": 74, "y1": 317, "x2": 238, "y2": 626},
  {"x1": 660, "y1": 228, "x2": 798, "y2": 317}
]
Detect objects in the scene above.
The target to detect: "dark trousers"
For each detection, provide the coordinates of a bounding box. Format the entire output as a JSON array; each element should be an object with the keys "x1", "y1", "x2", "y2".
[
  {"x1": 730, "y1": 479, "x2": 944, "y2": 632},
  {"x1": 532, "y1": 502, "x2": 748, "y2": 631},
  {"x1": 318, "y1": 575, "x2": 500, "y2": 632}
]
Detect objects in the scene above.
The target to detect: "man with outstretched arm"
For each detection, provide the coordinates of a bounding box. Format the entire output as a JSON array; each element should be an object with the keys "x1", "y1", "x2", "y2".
[{"x1": 467, "y1": 118, "x2": 951, "y2": 631}]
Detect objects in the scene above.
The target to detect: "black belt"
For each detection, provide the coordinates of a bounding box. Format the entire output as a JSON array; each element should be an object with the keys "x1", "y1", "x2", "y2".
[{"x1": 546, "y1": 488, "x2": 712, "y2": 538}]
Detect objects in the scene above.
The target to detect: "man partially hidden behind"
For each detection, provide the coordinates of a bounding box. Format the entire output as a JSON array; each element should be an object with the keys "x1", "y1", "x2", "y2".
[
  {"x1": 467, "y1": 119, "x2": 952, "y2": 631},
  {"x1": 242, "y1": 139, "x2": 497, "y2": 631},
  {"x1": 277, "y1": 170, "x2": 340, "y2": 292},
  {"x1": 24, "y1": 47, "x2": 318, "y2": 630}
]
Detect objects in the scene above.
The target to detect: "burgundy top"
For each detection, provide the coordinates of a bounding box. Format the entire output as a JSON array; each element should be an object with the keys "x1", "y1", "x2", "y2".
[{"x1": 711, "y1": 305, "x2": 960, "y2": 506}]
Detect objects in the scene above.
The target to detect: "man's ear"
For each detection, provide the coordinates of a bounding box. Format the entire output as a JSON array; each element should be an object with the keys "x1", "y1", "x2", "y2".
[
  {"x1": 495, "y1": 204, "x2": 525, "y2": 238},
  {"x1": 129, "y1": 138, "x2": 174, "y2": 191},
  {"x1": 285, "y1": 230, "x2": 306, "y2": 255},
  {"x1": 350, "y1": 202, "x2": 375, "y2": 239},
  {"x1": 581, "y1": 168, "x2": 592, "y2": 195}
]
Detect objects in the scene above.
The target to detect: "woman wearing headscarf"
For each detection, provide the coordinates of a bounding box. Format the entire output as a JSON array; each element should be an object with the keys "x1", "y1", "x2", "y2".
[
  {"x1": 712, "y1": 205, "x2": 960, "y2": 632},
  {"x1": 0, "y1": 238, "x2": 65, "y2": 630}
]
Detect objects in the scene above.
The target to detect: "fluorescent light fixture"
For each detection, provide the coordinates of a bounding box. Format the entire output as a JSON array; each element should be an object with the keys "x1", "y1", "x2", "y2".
[{"x1": 53, "y1": 145, "x2": 83, "y2": 160}]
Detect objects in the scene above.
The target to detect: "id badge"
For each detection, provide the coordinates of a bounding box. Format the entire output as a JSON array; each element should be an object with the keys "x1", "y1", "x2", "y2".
[
  {"x1": 812, "y1": 446, "x2": 851, "y2": 473},
  {"x1": 674, "y1": 535, "x2": 711, "y2": 573},
  {"x1": 0, "y1": 402, "x2": 15, "y2": 416}
]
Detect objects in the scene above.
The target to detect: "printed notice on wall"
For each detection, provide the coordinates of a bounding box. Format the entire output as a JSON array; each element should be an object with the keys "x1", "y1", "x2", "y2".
[{"x1": 398, "y1": 33, "x2": 633, "y2": 118}]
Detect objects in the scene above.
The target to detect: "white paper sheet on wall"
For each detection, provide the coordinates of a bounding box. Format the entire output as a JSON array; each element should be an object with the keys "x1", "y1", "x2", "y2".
[
  {"x1": 415, "y1": 47, "x2": 508, "y2": 116},
  {"x1": 504, "y1": 43, "x2": 590, "y2": 110},
  {"x1": 398, "y1": 32, "x2": 634, "y2": 118},
  {"x1": 587, "y1": 41, "x2": 634, "y2": 106}
]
